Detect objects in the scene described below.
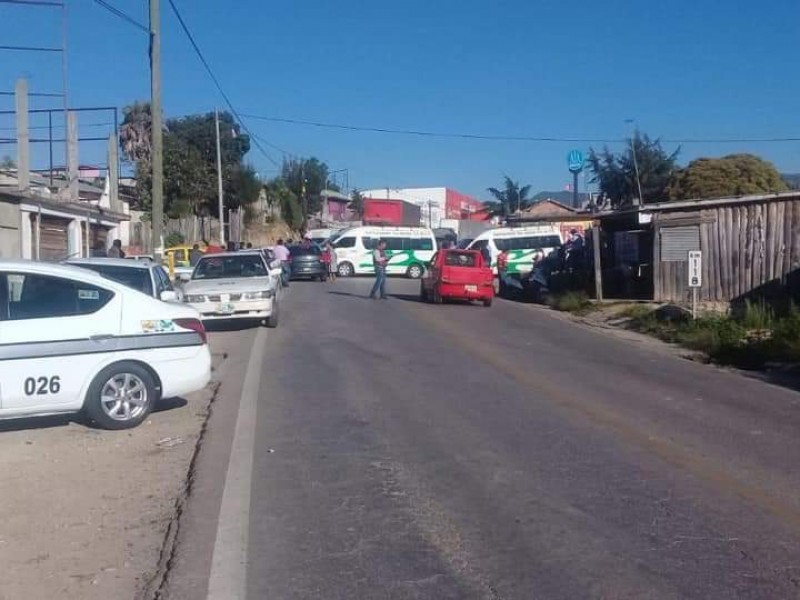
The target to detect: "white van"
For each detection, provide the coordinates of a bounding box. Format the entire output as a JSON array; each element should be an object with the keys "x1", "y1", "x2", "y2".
[
  {"x1": 467, "y1": 225, "x2": 563, "y2": 275},
  {"x1": 331, "y1": 226, "x2": 436, "y2": 279}
]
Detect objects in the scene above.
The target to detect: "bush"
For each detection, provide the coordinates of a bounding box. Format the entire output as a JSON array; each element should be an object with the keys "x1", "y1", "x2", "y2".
[
  {"x1": 738, "y1": 299, "x2": 775, "y2": 331},
  {"x1": 165, "y1": 231, "x2": 186, "y2": 248},
  {"x1": 549, "y1": 291, "x2": 593, "y2": 314}
]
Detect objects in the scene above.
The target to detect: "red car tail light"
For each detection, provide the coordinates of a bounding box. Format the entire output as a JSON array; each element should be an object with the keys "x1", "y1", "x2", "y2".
[{"x1": 175, "y1": 318, "x2": 208, "y2": 344}]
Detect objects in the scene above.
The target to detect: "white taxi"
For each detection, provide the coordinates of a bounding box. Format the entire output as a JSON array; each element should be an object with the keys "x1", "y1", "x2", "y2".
[
  {"x1": 0, "y1": 260, "x2": 211, "y2": 430},
  {"x1": 181, "y1": 251, "x2": 280, "y2": 327}
]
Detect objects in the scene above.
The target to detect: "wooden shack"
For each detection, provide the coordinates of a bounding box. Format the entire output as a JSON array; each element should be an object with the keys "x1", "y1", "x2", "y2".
[{"x1": 595, "y1": 191, "x2": 800, "y2": 304}]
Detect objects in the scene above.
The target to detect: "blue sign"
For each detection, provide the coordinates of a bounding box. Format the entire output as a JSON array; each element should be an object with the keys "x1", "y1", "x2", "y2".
[{"x1": 567, "y1": 150, "x2": 585, "y2": 173}]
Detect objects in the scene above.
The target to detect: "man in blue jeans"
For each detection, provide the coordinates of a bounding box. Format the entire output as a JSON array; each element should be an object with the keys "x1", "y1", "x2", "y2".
[{"x1": 369, "y1": 239, "x2": 389, "y2": 299}]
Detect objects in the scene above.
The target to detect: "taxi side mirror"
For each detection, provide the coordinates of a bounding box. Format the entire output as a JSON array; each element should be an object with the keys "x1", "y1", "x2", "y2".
[{"x1": 178, "y1": 272, "x2": 191, "y2": 282}]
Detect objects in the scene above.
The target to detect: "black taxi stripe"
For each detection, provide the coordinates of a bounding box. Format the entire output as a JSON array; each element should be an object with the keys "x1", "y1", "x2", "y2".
[{"x1": 0, "y1": 332, "x2": 204, "y2": 362}]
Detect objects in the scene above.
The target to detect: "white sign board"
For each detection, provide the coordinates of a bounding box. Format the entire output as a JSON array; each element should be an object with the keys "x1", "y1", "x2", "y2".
[{"x1": 688, "y1": 250, "x2": 702, "y2": 288}]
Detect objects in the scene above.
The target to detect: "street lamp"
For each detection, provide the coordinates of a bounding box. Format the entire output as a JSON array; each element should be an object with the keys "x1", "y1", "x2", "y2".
[{"x1": 625, "y1": 118, "x2": 644, "y2": 205}]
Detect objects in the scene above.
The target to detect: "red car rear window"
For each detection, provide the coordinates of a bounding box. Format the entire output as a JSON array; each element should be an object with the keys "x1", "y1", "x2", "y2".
[{"x1": 444, "y1": 252, "x2": 478, "y2": 267}]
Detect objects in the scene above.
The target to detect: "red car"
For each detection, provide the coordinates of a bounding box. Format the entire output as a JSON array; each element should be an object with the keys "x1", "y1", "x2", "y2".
[{"x1": 420, "y1": 249, "x2": 494, "y2": 307}]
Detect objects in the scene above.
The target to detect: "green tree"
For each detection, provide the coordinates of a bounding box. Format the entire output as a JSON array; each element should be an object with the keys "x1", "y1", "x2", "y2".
[
  {"x1": 0, "y1": 155, "x2": 15, "y2": 169},
  {"x1": 588, "y1": 132, "x2": 679, "y2": 206},
  {"x1": 349, "y1": 188, "x2": 365, "y2": 217},
  {"x1": 119, "y1": 101, "x2": 152, "y2": 164},
  {"x1": 281, "y1": 157, "x2": 331, "y2": 218},
  {"x1": 264, "y1": 178, "x2": 303, "y2": 230},
  {"x1": 668, "y1": 154, "x2": 789, "y2": 200},
  {"x1": 483, "y1": 175, "x2": 532, "y2": 218}
]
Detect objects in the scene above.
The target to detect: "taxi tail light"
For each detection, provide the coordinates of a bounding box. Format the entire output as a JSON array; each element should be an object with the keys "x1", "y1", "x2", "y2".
[{"x1": 174, "y1": 318, "x2": 208, "y2": 344}]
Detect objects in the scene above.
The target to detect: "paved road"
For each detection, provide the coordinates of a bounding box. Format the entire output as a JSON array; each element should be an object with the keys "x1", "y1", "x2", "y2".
[{"x1": 169, "y1": 276, "x2": 800, "y2": 599}]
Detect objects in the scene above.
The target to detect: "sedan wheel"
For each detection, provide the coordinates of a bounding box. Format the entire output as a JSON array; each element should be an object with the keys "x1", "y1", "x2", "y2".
[{"x1": 85, "y1": 362, "x2": 156, "y2": 430}]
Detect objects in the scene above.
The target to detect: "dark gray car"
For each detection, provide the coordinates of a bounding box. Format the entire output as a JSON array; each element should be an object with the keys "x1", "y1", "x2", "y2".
[{"x1": 289, "y1": 244, "x2": 327, "y2": 281}]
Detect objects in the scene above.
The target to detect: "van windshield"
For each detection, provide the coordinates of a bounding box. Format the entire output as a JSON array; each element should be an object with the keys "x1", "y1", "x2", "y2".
[{"x1": 494, "y1": 235, "x2": 562, "y2": 251}]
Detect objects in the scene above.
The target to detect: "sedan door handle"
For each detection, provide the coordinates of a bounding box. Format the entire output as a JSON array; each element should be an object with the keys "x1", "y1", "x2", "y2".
[{"x1": 89, "y1": 334, "x2": 114, "y2": 341}]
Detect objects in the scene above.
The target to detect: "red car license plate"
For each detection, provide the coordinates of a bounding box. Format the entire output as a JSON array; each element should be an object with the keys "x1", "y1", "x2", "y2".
[{"x1": 465, "y1": 285, "x2": 478, "y2": 292}]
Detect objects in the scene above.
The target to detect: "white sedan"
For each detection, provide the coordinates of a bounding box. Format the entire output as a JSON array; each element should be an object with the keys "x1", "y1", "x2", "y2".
[
  {"x1": 181, "y1": 251, "x2": 280, "y2": 327},
  {"x1": 66, "y1": 257, "x2": 182, "y2": 302},
  {"x1": 0, "y1": 260, "x2": 211, "y2": 430}
]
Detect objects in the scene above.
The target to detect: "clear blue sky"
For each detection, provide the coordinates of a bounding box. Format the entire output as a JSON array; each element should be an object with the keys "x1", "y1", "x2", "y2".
[{"x1": 2, "y1": 0, "x2": 799, "y2": 199}]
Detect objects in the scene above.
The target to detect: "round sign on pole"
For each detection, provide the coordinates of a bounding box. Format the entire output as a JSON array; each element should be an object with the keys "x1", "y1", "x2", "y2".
[{"x1": 567, "y1": 150, "x2": 584, "y2": 173}]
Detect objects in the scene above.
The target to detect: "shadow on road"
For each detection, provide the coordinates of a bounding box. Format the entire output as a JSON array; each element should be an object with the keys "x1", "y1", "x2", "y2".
[
  {"x1": 0, "y1": 413, "x2": 75, "y2": 433},
  {"x1": 0, "y1": 396, "x2": 190, "y2": 434},
  {"x1": 327, "y1": 291, "x2": 372, "y2": 300}
]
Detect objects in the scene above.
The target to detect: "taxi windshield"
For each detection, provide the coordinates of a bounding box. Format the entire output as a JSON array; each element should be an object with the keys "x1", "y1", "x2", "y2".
[{"x1": 193, "y1": 255, "x2": 267, "y2": 280}]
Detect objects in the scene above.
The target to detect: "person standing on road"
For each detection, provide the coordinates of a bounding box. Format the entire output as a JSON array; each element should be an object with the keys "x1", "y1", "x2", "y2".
[
  {"x1": 189, "y1": 243, "x2": 203, "y2": 266},
  {"x1": 326, "y1": 241, "x2": 338, "y2": 282},
  {"x1": 369, "y1": 239, "x2": 389, "y2": 300},
  {"x1": 272, "y1": 238, "x2": 291, "y2": 287}
]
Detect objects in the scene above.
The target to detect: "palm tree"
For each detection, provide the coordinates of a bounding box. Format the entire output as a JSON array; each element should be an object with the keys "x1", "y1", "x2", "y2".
[
  {"x1": 119, "y1": 101, "x2": 153, "y2": 163},
  {"x1": 484, "y1": 175, "x2": 533, "y2": 218}
]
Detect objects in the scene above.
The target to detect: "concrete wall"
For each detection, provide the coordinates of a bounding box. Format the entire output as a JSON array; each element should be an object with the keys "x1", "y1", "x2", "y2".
[{"x1": 0, "y1": 202, "x2": 21, "y2": 258}]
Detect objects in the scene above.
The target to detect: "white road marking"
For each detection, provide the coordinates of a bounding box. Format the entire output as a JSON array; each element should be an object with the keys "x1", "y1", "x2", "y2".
[{"x1": 206, "y1": 327, "x2": 267, "y2": 599}]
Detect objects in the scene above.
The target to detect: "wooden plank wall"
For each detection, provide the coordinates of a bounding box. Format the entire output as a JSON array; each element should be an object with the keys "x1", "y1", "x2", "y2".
[{"x1": 657, "y1": 198, "x2": 800, "y2": 303}]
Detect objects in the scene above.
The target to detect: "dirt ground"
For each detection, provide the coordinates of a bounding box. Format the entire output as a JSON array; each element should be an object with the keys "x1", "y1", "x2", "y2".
[{"x1": 0, "y1": 353, "x2": 224, "y2": 600}]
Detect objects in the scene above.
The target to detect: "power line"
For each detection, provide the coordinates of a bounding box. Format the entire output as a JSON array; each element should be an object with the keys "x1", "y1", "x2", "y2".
[
  {"x1": 0, "y1": 0, "x2": 63, "y2": 5},
  {"x1": 240, "y1": 114, "x2": 621, "y2": 143},
  {"x1": 90, "y1": 0, "x2": 149, "y2": 33},
  {"x1": 165, "y1": 0, "x2": 284, "y2": 167},
  {"x1": 0, "y1": 45, "x2": 62, "y2": 52},
  {"x1": 240, "y1": 113, "x2": 800, "y2": 145}
]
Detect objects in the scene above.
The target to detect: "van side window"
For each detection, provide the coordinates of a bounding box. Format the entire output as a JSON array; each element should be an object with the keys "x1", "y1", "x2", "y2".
[
  {"x1": 362, "y1": 237, "x2": 376, "y2": 250},
  {"x1": 335, "y1": 237, "x2": 355, "y2": 249},
  {"x1": 418, "y1": 238, "x2": 433, "y2": 251},
  {"x1": 384, "y1": 238, "x2": 405, "y2": 251}
]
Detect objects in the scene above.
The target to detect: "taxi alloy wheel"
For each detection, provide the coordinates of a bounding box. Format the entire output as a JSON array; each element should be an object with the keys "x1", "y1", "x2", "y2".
[{"x1": 85, "y1": 362, "x2": 156, "y2": 430}]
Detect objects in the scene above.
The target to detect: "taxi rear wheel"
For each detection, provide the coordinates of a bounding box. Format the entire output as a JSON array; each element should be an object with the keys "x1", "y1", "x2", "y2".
[{"x1": 84, "y1": 362, "x2": 156, "y2": 430}]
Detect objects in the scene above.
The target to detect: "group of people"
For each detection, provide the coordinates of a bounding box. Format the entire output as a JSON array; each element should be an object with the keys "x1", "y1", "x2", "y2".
[{"x1": 90, "y1": 238, "x2": 126, "y2": 258}]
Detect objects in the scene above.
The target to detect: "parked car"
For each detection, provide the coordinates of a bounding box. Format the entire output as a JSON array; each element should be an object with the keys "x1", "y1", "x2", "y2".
[
  {"x1": 181, "y1": 251, "x2": 279, "y2": 327},
  {"x1": 0, "y1": 260, "x2": 211, "y2": 429},
  {"x1": 289, "y1": 244, "x2": 327, "y2": 281},
  {"x1": 67, "y1": 257, "x2": 182, "y2": 302},
  {"x1": 420, "y1": 249, "x2": 494, "y2": 307}
]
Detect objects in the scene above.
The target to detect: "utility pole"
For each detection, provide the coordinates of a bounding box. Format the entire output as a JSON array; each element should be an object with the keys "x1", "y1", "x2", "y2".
[
  {"x1": 215, "y1": 109, "x2": 225, "y2": 246},
  {"x1": 150, "y1": 0, "x2": 164, "y2": 261},
  {"x1": 625, "y1": 119, "x2": 644, "y2": 205},
  {"x1": 301, "y1": 161, "x2": 308, "y2": 231},
  {"x1": 15, "y1": 79, "x2": 29, "y2": 193}
]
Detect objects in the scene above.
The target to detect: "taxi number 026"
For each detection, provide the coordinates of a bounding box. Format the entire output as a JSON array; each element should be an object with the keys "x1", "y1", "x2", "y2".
[{"x1": 23, "y1": 376, "x2": 61, "y2": 396}]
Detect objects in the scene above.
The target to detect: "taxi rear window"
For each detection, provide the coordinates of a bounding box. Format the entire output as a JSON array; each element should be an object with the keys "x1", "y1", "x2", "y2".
[{"x1": 0, "y1": 273, "x2": 114, "y2": 321}]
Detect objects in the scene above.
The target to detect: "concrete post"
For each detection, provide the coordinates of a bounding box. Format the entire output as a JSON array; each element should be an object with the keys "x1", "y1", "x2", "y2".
[
  {"x1": 107, "y1": 133, "x2": 120, "y2": 211},
  {"x1": 15, "y1": 79, "x2": 30, "y2": 193},
  {"x1": 66, "y1": 111, "x2": 79, "y2": 202}
]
